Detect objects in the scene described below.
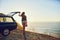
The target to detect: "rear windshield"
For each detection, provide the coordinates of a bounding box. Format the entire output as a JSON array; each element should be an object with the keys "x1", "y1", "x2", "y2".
[{"x1": 0, "y1": 17, "x2": 14, "y2": 22}]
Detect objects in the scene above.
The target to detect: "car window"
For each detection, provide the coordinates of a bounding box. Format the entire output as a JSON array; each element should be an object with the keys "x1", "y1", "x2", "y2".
[
  {"x1": 0, "y1": 17, "x2": 3, "y2": 22},
  {"x1": 0, "y1": 17, "x2": 14, "y2": 22},
  {"x1": 5, "y1": 17, "x2": 14, "y2": 22}
]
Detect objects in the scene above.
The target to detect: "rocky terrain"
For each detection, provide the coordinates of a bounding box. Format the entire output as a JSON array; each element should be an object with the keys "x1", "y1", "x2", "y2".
[
  {"x1": 0, "y1": 29, "x2": 59, "y2": 40},
  {"x1": 0, "y1": 23, "x2": 59, "y2": 40}
]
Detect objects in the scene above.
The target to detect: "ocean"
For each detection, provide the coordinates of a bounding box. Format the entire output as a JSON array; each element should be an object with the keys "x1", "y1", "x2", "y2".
[{"x1": 26, "y1": 22, "x2": 60, "y2": 38}]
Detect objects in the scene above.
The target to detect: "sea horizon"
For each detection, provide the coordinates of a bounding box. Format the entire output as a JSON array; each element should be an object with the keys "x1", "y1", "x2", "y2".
[{"x1": 26, "y1": 21, "x2": 60, "y2": 38}]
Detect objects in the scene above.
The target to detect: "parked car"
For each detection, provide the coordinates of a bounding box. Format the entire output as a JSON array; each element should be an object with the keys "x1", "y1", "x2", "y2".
[{"x1": 0, "y1": 12, "x2": 20, "y2": 36}]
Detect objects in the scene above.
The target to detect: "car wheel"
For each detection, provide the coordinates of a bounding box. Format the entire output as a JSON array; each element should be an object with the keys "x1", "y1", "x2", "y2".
[{"x1": 2, "y1": 29, "x2": 10, "y2": 36}]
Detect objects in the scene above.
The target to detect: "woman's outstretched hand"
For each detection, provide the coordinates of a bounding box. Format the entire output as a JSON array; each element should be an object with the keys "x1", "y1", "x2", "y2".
[{"x1": 18, "y1": 13, "x2": 21, "y2": 16}]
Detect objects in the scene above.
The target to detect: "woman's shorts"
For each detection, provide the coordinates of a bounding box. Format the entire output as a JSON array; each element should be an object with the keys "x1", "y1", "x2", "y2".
[{"x1": 22, "y1": 21, "x2": 27, "y2": 27}]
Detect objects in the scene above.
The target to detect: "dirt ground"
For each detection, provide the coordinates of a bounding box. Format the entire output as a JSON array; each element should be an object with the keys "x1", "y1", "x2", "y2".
[{"x1": 0, "y1": 29, "x2": 60, "y2": 40}]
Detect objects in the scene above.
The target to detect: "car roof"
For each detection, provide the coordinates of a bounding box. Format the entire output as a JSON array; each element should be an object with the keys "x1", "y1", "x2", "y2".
[{"x1": 0, "y1": 13, "x2": 12, "y2": 17}]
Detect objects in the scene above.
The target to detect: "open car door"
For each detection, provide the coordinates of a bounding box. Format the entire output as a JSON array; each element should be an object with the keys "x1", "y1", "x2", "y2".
[
  {"x1": 7, "y1": 12, "x2": 23, "y2": 30},
  {"x1": 7, "y1": 12, "x2": 20, "y2": 16}
]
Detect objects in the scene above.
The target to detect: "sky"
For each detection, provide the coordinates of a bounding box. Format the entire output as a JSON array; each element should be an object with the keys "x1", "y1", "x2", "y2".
[{"x1": 0, "y1": 0, "x2": 60, "y2": 22}]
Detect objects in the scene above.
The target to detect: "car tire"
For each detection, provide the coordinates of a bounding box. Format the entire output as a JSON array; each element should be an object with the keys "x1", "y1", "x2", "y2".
[{"x1": 2, "y1": 29, "x2": 10, "y2": 36}]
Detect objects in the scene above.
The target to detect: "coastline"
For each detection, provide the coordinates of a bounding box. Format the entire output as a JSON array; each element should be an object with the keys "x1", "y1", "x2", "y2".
[{"x1": 0, "y1": 29, "x2": 59, "y2": 40}]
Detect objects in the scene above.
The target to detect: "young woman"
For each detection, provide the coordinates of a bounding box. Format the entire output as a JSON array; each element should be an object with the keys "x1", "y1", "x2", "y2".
[{"x1": 19, "y1": 12, "x2": 27, "y2": 40}]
